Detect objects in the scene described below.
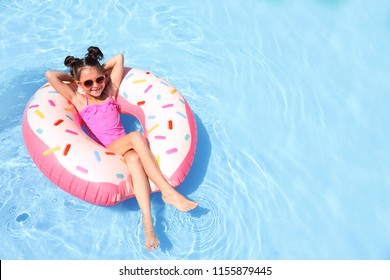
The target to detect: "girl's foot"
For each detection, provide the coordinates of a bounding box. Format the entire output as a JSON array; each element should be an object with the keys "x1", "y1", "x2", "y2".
[
  {"x1": 162, "y1": 190, "x2": 198, "y2": 212},
  {"x1": 144, "y1": 228, "x2": 160, "y2": 251}
]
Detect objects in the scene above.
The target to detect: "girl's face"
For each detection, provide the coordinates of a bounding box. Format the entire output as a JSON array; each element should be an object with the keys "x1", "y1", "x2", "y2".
[{"x1": 77, "y1": 67, "x2": 106, "y2": 98}]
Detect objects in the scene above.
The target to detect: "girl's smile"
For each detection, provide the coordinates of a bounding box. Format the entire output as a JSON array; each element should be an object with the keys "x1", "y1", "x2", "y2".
[{"x1": 78, "y1": 67, "x2": 106, "y2": 98}]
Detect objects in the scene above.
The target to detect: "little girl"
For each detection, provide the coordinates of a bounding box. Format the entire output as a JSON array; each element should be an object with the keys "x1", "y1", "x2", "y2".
[{"x1": 46, "y1": 46, "x2": 198, "y2": 251}]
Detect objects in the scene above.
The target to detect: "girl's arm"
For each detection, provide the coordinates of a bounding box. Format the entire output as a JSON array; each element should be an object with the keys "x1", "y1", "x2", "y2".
[
  {"x1": 45, "y1": 71, "x2": 78, "y2": 104},
  {"x1": 102, "y1": 53, "x2": 124, "y2": 96}
]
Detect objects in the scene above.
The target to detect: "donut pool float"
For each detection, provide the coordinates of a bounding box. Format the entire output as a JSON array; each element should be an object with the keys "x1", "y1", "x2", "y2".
[{"x1": 22, "y1": 68, "x2": 197, "y2": 206}]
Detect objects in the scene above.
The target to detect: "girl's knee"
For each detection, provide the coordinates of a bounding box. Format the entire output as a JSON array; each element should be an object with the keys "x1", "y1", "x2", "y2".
[{"x1": 124, "y1": 150, "x2": 140, "y2": 165}]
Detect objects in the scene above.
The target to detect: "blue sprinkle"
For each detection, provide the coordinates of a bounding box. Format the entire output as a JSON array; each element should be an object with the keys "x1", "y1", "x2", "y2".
[
  {"x1": 125, "y1": 73, "x2": 134, "y2": 80},
  {"x1": 176, "y1": 111, "x2": 187, "y2": 119},
  {"x1": 94, "y1": 151, "x2": 102, "y2": 162},
  {"x1": 157, "y1": 94, "x2": 161, "y2": 100},
  {"x1": 116, "y1": 173, "x2": 125, "y2": 179},
  {"x1": 148, "y1": 115, "x2": 156, "y2": 119},
  {"x1": 185, "y1": 134, "x2": 190, "y2": 141},
  {"x1": 36, "y1": 128, "x2": 44, "y2": 134},
  {"x1": 160, "y1": 81, "x2": 169, "y2": 86},
  {"x1": 123, "y1": 92, "x2": 128, "y2": 99},
  {"x1": 65, "y1": 114, "x2": 73, "y2": 121},
  {"x1": 48, "y1": 90, "x2": 58, "y2": 94}
]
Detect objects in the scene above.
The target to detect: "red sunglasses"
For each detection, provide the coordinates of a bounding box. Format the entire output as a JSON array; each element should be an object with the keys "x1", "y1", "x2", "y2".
[{"x1": 81, "y1": 75, "x2": 106, "y2": 88}]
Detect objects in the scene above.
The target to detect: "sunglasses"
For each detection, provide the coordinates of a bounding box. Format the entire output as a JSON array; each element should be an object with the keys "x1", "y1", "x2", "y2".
[{"x1": 81, "y1": 75, "x2": 106, "y2": 88}]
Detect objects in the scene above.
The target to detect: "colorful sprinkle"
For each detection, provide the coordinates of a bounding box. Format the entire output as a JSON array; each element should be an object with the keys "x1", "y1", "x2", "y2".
[
  {"x1": 116, "y1": 173, "x2": 125, "y2": 179},
  {"x1": 145, "y1": 71, "x2": 150, "y2": 75},
  {"x1": 43, "y1": 146, "x2": 61, "y2": 156},
  {"x1": 54, "y1": 119, "x2": 64, "y2": 126},
  {"x1": 63, "y1": 144, "x2": 71, "y2": 156},
  {"x1": 29, "y1": 104, "x2": 39, "y2": 109},
  {"x1": 166, "y1": 148, "x2": 178, "y2": 155},
  {"x1": 65, "y1": 129, "x2": 78, "y2": 135},
  {"x1": 105, "y1": 151, "x2": 116, "y2": 155},
  {"x1": 36, "y1": 128, "x2": 44, "y2": 134},
  {"x1": 155, "y1": 135, "x2": 166, "y2": 140},
  {"x1": 35, "y1": 109, "x2": 44, "y2": 119},
  {"x1": 125, "y1": 73, "x2": 134, "y2": 80},
  {"x1": 162, "y1": 103, "x2": 174, "y2": 109},
  {"x1": 157, "y1": 94, "x2": 161, "y2": 100},
  {"x1": 76, "y1": 166, "x2": 88, "y2": 174},
  {"x1": 137, "y1": 101, "x2": 146, "y2": 106},
  {"x1": 179, "y1": 99, "x2": 185, "y2": 104},
  {"x1": 171, "y1": 88, "x2": 177, "y2": 94},
  {"x1": 176, "y1": 111, "x2": 187, "y2": 119},
  {"x1": 94, "y1": 151, "x2": 101, "y2": 161},
  {"x1": 48, "y1": 90, "x2": 58, "y2": 94},
  {"x1": 148, "y1": 115, "x2": 156, "y2": 120},
  {"x1": 123, "y1": 92, "x2": 128, "y2": 99},
  {"x1": 48, "y1": 100, "x2": 56, "y2": 106},
  {"x1": 160, "y1": 81, "x2": 169, "y2": 86},
  {"x1": 156, "y1": 155, "x2": 161, "y2": 166},
  {"x1": 168, "y1": 120, "x2": 173, "y2": 130},
  {"x1": 185, "y1": 134, "x2": 190, "y2": 141},
  {"x1": 133, "y1": 79, "x2": 147, "y2": 84},
  {"x1": 144, "y1": 84, "x2": 153, "y2": 93},
  {"x1": 64, "y1": 108, "x2": 74, "y2": 112},
  {"x1": 65, "y1": 114, "x2": 73, "y2": 121},
  {"x1": 147, "y1": 124, "x2": 159, "y2": 136}
]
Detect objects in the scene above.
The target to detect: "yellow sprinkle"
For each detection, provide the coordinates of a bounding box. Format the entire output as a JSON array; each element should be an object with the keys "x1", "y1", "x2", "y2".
[
  {"x1": 171, "y1": 88, "x2": 177, "y2": 94},
  {"x1": 133, "y1": 79, "x2": 147, "y2": 84},
  {"x1": 43, "y1": 146, "x2": 61, "y2": 156},
  {"x1": 35, "y1": 109, "x2": 45, "y2": 118},
  {"x1": 146, "y1": 124, "x2": 159, "y2": 137},
  {"x1": 156, "y1": 155, "x2": 160, "y2": 166}
]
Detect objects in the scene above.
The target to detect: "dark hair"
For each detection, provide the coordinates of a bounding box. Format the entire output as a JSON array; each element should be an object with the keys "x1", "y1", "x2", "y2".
[{"x1": 64, "y1": 46, "x2": 105, "y2": 80}]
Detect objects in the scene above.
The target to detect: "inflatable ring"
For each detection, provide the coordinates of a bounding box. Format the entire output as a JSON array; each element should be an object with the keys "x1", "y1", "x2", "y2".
[{"x1": 22, "y1": 68, "x2": 197, "y2": 206}]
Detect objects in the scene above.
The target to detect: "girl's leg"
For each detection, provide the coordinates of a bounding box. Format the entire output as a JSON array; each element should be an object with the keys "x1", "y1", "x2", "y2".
[
  {"x1": 108, "y1": 131, "x2": 198, "y2": 212},
  {"x1": 124, "y1": 150, "x2": 160, "y2": 251}
]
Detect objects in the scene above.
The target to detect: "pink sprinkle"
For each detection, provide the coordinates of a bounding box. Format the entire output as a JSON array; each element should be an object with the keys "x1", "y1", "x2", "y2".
[
  {"x1": 166, "y1": 148, "x2": 178, "y2": 155},
  {"x1": 65, "y1": 129, "x2": 78, "y2": 135},
  {"x1": 48, "y1": 100, "x2": 56, "y2": 106},
  {"x1": 162, "y1": 104, "x2": 174, "y2": 109},
  {"x1": 155, "y1": 135, "x2": 166, "y2": 140},
  {"x1": 29, "y1": 104, "x2": 39, "y2": 109},
  {"x1": 144, "y1": 84, "x2": 153, "y2": 93},
  {"x1": 76, "y1": 166, "x2": 88, "y2": 174}
]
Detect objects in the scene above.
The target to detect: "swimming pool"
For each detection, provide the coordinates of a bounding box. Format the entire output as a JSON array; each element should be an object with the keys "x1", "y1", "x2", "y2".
[{"x1": 1, "y1": 0, "x2": 390, "y2": 260}]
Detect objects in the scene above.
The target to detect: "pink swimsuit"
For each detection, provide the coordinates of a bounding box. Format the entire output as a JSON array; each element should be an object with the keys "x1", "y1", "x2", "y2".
[{"x1": 78, "y1": 94, "x2": 126, "y2": 147}]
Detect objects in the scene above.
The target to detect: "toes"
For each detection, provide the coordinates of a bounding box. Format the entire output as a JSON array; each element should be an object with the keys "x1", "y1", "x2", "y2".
[{"x1": 146, "y1": 242, "x2": 160, "y2": 251}]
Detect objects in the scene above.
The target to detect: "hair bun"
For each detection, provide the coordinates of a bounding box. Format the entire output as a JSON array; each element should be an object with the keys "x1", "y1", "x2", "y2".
[
  {"x1": 85, "y1": 46, "x2": 104, "y2": 61},
  {"x1": 64, "y1": 56, "x2": 80, "y2": 67}
]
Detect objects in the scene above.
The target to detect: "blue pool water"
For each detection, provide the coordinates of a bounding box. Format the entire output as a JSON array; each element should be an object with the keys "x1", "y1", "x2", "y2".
[{"x1": 1, "y1": 0, "x2": 390, "y2": 260}]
